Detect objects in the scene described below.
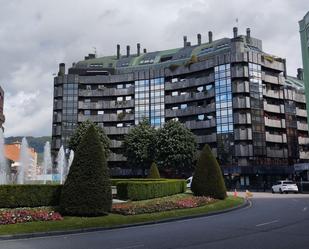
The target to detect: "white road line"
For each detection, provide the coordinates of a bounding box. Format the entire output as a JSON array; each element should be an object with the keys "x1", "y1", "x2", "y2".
[
  {"x1": 255, "y1": 219, "x2": 279, "y2": 227},
  {"x1": 303, "y1": 207, "x2": 307, "y2": 212}
]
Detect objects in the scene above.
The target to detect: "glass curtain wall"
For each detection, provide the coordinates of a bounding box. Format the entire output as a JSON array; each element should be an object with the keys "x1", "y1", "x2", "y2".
[
  {"x1": 249, "y1": 63, "x2": 266, "y2": 161},
  {"x1": 62, "y1": 82, "x2": 78, "y2": 151},
  {"x1": 135, "y1": 77, "x2": 164, "y2": 128},
  {"x1": 215, "y1": 64, "x2": 234, "y2": 165}
]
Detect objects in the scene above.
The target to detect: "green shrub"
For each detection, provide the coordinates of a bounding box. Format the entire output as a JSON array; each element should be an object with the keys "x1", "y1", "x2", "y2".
[
  {"x1": 60, "y1": 125, "x2": 112, "y2": 216},
  {"x1": 117, "y1": 180, "x2": 186, "y2": 200},
  {"x1": 0, "y1": 185, "x2": 61, "y2": 208},
  {"x1": 111, "y1": 178, "x2": 164, "y2": 186},
  {"x1": 148, "y1": 162, "x2": 160, "y2": 179},
  {"x1": 191, "y1": 145, "x2": 227, "y2": 199}
]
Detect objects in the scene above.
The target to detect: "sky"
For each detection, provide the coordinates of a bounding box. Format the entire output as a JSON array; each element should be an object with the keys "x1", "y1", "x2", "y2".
[{"x1": 0, "y1": 0, "x2": 308, "y2": 137}]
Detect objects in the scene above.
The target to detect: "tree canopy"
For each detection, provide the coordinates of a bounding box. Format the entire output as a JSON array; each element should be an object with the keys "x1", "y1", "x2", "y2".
[{"x1": 68, "y1": 120, "x2": 110, "y2": 158}]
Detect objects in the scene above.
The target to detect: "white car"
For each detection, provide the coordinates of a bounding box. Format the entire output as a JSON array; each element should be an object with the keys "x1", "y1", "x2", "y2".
[
  {"x1": 272, "y1": 180, "x2": 298, "y2": 194},
  {"x1": 186, "y1": 176, "x2": 193, "y2": 188}
]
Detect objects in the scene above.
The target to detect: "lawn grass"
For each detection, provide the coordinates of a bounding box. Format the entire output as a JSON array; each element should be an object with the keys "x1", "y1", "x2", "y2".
[{"x1": 0, "y1": 196, "x2": 244, "y2": 236}]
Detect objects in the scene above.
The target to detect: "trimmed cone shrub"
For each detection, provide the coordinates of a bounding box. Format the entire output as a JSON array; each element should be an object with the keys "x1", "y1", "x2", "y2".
[
  {"x1": 191, "y1": 145, "x2": 227, "y2": 199},
  {"x1": 60, "y1": 125, "x2": 112, "y2": 216},
  {"x1": 148, "y1": 162, "x2": 160, "y2": 179}
]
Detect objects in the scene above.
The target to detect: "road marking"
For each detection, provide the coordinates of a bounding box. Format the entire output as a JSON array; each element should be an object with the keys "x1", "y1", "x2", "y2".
[
  {"x1": 113, "y1": 244, "x2": 144, "y2": 249},
  {"x1": 303, "y1": 207, "x2": 307, "y2": 212},
  {"x1": 255, "y1": 219, "x2": 279, "y2": 227}
]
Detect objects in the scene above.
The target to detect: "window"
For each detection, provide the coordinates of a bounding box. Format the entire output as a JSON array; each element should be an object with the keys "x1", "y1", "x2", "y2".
[
  {"x1": 116, "y1": 123, "x2": 123, "y2": 128},
  {"x1": 117, "y1": 96, "x2": 123, "y2": 101},
  {"x1": 84, "y1": 110, "x2": 91, "y2": 115},
  {"x1": 84, "y1": 99, "x2": 91, "y2": 103},
  {"x1": 197, "y1": 86, "x2": 203, "y2": 92},
  {"x1": 86, "y1": 85, "x2": 91, "y2": 90},
  {"x1": 180, "y1": 104, "x2": 187, "y2": 109},
  {"x1": 172, "y1": 78, "x2": 178, "y2": 83},
  {"x1": 98, "y1": 110, "x2": 104, "y2": 115},
  {"x1": 117, "y1": 84, "x2": 123, "y2": 89},
  {"x1": 198, "y1": 114, "x2": 205, "y2": 121},
  {"x1": 125, "y1": 96, "x2": 132, "y2": 101},
  {"x1": 172, "y1": 91, "x2": 178, "y2": 96}
]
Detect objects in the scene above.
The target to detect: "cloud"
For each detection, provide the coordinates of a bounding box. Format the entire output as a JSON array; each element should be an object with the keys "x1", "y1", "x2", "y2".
[{"x1": 0, "y1": 0, "x2": 307, "y2": 136}]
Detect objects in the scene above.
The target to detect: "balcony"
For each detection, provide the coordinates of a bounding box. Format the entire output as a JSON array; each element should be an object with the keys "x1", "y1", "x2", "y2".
[
  {"x1": 294, "y1": 92, "x2": 306, "y2": 103},
  {"x1": 235, "y1": 144, "x2": 253, "y2": 157},
  {"x1": 165, "y1": 88, "x2": 215, "y2": 104},
  {"x1": 297, "y1": 121, "x2": 308, "y2": 131},
  {"x1": 165, "y1": 103, "x2": 215, "y2": 118},
  {"x1": 231, "y1": 66, "x2": 249, "y2": 78},
  {"x1": 52, "y1": 126, "x2": 61, "y2": 136},
  {"x1": 262, "y1": 74, "x2": 279, "y2": 84},
  {"x1": 232, "y1": 81, "x2": 250, "y2": 93},
  {"x1": 296, "y1": 108, "x2": 307, "y2": 118},
  {"x1": 103, "y1": 126, "x2": 132, "y2": 135},
  {"x1": 196, "y1": 133, "x2": 217, "y2": 144},
  {"x1": 165, "y1": 74, "x2": 215, "y2": 91},
  {"x1": 78, "y1": 113, "x2": 134, "y2": 123},
  {"x1": 184, "y1": 119, "x2": 216, "y2": 130},
  {"x1": 78, "y1": 100, "x2": 134, "y2": 110},
  {"x1": 261, "y1": 59, "x2": 285, "y2": 72},
  {"x1": 266, "y1": 132, "x2": 287, "y2": 143},
  {"x1": 79, "y1": 87, "x2": 134, "y2": 97},
  {"x1": 233, "y1": 97, "x2": 250, "y2": 109},
  {"x1": 263, "y1": 89, "x2": 283, "y2": 99},
  {"x1": 298, "y1": 136, "x2": 309, "y2": 145},
  {"x1": 110, "y1": 140, "x2": 123, "y2": 148},
  {"x1": 264, "y1": 102, "x2": 284, "y2": 113},
  {"x1": 266, "y1": 147, "x2": 288, "y2": 158},
  {"x1": 54, "y1": 101, "x2": 62, "y2": 109},
  {"x1": 299, "y1": 151, "x2": 309, "y2": 159},
  {"x1": 264, "y1": 117, "x2": 285, "y2": 128},
  {"x1": 233, "y1": 112, "x2": 251, "y2": 124},
  {"x1": 234, "y1": 128, "x2": 252, "y2": 140},
  {"x1": 108, "y1": 153, "x2": 126, "y2": 162}
]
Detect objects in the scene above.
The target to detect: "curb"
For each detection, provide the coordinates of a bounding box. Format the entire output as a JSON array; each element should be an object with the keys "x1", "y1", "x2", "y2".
[{"x1": 0, "y1": 198, "x2": 251, "y2": 241}]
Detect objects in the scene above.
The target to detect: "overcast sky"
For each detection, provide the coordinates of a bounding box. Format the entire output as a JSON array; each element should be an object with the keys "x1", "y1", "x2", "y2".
[{"x1": 0, "y1": 0, "x2": 307, "y2": 137}]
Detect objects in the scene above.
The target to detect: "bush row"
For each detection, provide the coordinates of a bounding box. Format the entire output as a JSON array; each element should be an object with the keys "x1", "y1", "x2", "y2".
[
  {"x1": 111, "y1": 178, "x2": 165, "y2": 186},
  {"x1": 117, "y1": 180, "x2": 186, "y2": 201},
  {"x1": 0, "y1": 185, "x2": 62, "y2": 208}
]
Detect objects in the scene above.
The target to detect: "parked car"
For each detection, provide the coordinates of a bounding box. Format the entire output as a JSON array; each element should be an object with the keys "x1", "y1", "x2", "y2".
[
  {"x1": 271, "y1": 180, "x2": 298, "y2": 194},
  {"x1": 186, "y1": 176, "x2": 193, "y2": 188}
]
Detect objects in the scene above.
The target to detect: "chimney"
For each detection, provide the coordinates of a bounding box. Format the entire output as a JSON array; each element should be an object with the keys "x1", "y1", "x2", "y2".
[
  {"x1": 233, "y1": 27, "x2": 238, "y2": 38},
  {"x1": 246, "y1": 28, "x2": 251, "y2": 39},
  {"x1": 297, "y1": 68, "x2": 304, "y2": 80},
  {"x1": 126, "y1": 45, "x2": 130, "y2": 57},
  {"x1": 183, "y1": 36, "x2": 187, "y2": 47},
  {"x1": 143, "y1": 48, "x2": 147, "y2": 53},
  {"x1": 58, "y1": 63, "x2": 65, "y2": 76},
  {"x1": 117, "y1": 44, "x2": 120, "y2": 59},
  {"x1": 197, "y1": 33, "x2": 201, "y2": 45},
  {"x1": 208, "y1": 31, "x2": 213, "y2": 43},
  {"x1": 137, "y1": 43, "x2": 141, "y2": 56}
]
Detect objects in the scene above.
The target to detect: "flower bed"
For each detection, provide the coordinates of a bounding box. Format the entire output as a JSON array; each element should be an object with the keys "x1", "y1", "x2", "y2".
[
  {"x1": 0, "y1": 208, "x2": 63, "y2": 225},
  {"x1": 112, "y1": 195, "x2": 214, "y2": 215}
]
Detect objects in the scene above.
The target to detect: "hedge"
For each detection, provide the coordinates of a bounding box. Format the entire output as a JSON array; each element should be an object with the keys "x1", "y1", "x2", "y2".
[
  {"x1": 111, "y1": 178, "x2": 165, "y2": 186},
  {"x1": 117, "y1": 180, "x2": 186, "y2": 201},
  {"x1": 0, "y1": 185, "x2": 62, "y2": 208}
]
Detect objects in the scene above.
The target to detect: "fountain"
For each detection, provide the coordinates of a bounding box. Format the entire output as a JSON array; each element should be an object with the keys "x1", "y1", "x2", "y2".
[
  {"x1": 0, "y1": 130, "x2": 8, "y2": 185},
  {"x1": 43, "y1": 141, "x2": 52, "y2": 184},
  {"x1": 56, "y1": 145, "x2": 67, "y2": 184},
  {"x1": 67, "y1": 150, "x2": 74, "y2": 176},
  {"x1": 17, "y1": 137, "x2": 30, "y2": 184}
]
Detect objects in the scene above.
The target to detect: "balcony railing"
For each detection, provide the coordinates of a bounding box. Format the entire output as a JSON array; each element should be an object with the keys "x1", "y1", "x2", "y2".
[
  {"x1": 103, "y1": 126, "x2": 132, "y2": 135},
  {"x1": 297, "y1": 121, "x2": 309, "y2": 131},
  {"x1": 108, "y1": 153, "x2": 127, "y2": 162},
  {"x1": 265, "y1": 132, "x2": 287, "y2": 143},
  {"x1": 196, "y1": 134, "x2": 217, "y2": 144},
  {"x1": 296, "y1": 108, "x2": 307, "y2": 117},
  {"x1": 79, "y1": 87, "x2": 134, "y2": 97},
  {"x1": 165, "y1": 88, "x2": 215, "y2": 104},
  {"x1": 264, "y1": 102, "x2": 284, "y2": 113},
  {"x1": 266, "y1": 147, "x2": 288, "y2": 158},
  {"x1": 298, "y1": 136, "x2": 309, "y2": 145},
  {"x1": 264, "y1": 117, "x2": 285, "y2": 128},
  {"x1": 234, "y1": 128, "x2": 252, "y2": 140},
  {"x1": 78, "y1": 100, "x2": 134, "y2": 109},
  {"x1": 299, "y1": 151, "x2": 309, "y2": 159},
  {"x1": 235, "y1": 144, "x2": 253, "y2": 157},
  {"x1": 263, "y1": 89, "x2": 283, "y2": 99},
  {"x1": 294, "y1": 92, "x2": 306, "y2": 103},
  {"x1": 184, "y1": 119, "x2": 216, "y2": 130},
  {"x1": 78, "y1": 113, "x2": 134, "y2": 122},
  {"x1": 233, "y1": 97, "x2": 251, "y2": 109},
  {"x1": 165, "y1": 103, "x2": 215, "y2": 118},
  {"x1": 165, "y1": 74, "x2": 215, "y2": 91}
]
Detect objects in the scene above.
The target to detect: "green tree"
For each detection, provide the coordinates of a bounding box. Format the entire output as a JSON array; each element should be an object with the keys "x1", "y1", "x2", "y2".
[
  {"x1": 123, "y1": 118, "x2": 156, "y2": 172},
  {"x1": 155, "y1": 120, "x2": 197, "y2": 171},
  {"x1": 60, "y1": 125, "x2": 112, "y2": 216},
  {"x1": 148, "y1": 162, "x2": 160, "y2": 179},
  {"x1": 68, "y1": 120, "x2": 110, "y2": 158},
  {"x1": 191, "y1": 144, "x2": 227, "y2": 199}
]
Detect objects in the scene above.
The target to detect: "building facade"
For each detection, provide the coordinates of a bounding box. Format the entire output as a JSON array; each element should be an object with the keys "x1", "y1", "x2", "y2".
[
  {"x1": 52, "y1": 27, "x2": 309, "y2": 186},
  {"x1": 299, "y1": 11, "x2": 309, "y2": 123}
]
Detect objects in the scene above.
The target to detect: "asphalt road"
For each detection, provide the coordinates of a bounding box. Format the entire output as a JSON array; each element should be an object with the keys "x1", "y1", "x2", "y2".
[{"x1": 1, "y1": 193, "x2": 309, "y2": 249}]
